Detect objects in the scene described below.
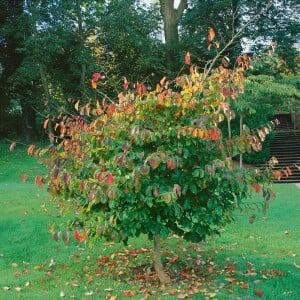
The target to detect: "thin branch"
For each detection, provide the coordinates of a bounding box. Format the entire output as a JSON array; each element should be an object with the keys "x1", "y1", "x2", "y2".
[{"x1": 202, "y1": 0, "x2": 273, "y2": 81}]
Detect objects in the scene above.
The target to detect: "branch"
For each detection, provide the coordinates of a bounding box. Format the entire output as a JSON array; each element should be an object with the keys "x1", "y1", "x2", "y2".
[
  {"x1": 202, "y1": 0, "x2": 273, "y2": 81},
  {"x1": 174, "y1": 0, "x2": 187, "y2": 21}
]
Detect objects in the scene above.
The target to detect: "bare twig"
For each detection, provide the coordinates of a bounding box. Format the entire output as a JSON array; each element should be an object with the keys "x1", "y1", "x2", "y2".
[{"x1": 202, "y1": 0, "x2": 273, "y2": 81}]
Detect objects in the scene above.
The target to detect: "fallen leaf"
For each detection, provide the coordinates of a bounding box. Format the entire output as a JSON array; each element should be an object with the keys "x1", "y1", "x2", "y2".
[
  {"x1": 177, "y1": 292, "x2": 188, "y2": 299},
  {"x1": 85, "y1": 291, "x2": 94, "y2": 296},
  {"x1": 122, "y1": 290, "x2": 136, "y2": 297},
  {"x1": 49, "y1": 258, "x2": 56, "y2": 267},
  {"x1": 20, "y1": 173, "x2": 28, "y2": 183},
  {"x1": 254, "y1": 289, "x2": 263, "y2": 297},
  {"x1": 293, "y1": 263, "x2": 300, "y2": 269},
  {"x1": 60, "y1": 291, "x2": 65, "y2": 297}
]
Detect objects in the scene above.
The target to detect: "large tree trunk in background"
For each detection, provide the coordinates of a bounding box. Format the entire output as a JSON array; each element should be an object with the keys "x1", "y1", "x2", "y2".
[
  {"x1": 153, "y1": 234, "x2": 171, "y2": 284},
  {"x1": 21, "y1": 101, "x2": 37, "y2": 142},
  {"x1": 159, "y1": 0, "x2": 187, "y2": 66},
  {"x1": 76, "y1": 0, "x2": 87, "y2": 101}
]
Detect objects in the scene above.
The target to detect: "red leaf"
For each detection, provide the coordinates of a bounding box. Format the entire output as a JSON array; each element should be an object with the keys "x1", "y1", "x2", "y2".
[
  {"x1": 92, "y1": 72, "x2": 101, "y2": 82},
  {"x1": 184, "y1": 52, "x2": 191, "y2": 65},
  {"x1": 253, "y1": 183, "x2": 260, "y2": 193},
  {"x1": 123, "y1": 77, "x2": 130, "y2": 90},
  {"x1": 74, "y1": 229, "x2": 87, "y2": 242},
  {"x1": 222, "y1": 86, "x2": 234, "y2": 97},
  {"x1": 106, "y1": 173, "x2": 115, "y2": 185},
  {"x1": 9, "y1": 142, "x2": 16, "y2": 152},
  {"x1": 167, "y1": 159, "x2": 176, "y2": 170},
  {"x1": 208, "y1": 27, "x2": 215, "y2": 41},
  {"x1": 107, "y1": 104, "x2": 116, "y2": 116},
  {"x1": 209, "y1": 129, "x2": 220, "y2": 141},
  {"x1": 254, "y1": 289, "x2": 264, "y2": 297},
  {"x1": 236, "y1": 56, "x2": 243, "y2": 65}
]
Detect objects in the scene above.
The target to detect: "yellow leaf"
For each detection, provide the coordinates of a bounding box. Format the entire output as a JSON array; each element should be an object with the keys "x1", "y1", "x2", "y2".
[
  {"x1": 208, "y1": 27, "x2": 215, "y2": 41},
  {"x1": 74, "y1": 100, "x2": 80, "y2": 111}
]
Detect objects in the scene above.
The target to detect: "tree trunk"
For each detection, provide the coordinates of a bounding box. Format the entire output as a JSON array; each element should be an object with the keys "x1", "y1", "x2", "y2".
[
  {"x1": 153, "y1": 234, "x2": 171, "y2": 284},
  {"x1": 159, "y1": 0, "x2": 187, "y2": 65},
  {"x1": 39, "y1": 64, "x2": 54, "y2": 143},
  {"x1": 21, "y1": 100, "x2": 37, "y2": 142},
  {"x1": 239, "y1": 115, "x2": 243, "y2": 168},
  {"x1": 76, "y1": 0, "x2": 87, "y2": 101}
]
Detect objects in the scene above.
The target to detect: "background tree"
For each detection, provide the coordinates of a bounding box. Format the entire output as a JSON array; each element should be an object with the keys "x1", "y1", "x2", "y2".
[
  {"x1": 0, "y1": 0, "x2": 25, "y2": 137},
  {"x1": 1, "y1": 0, "x2": 299, "y2": 141},
  {"x1": 159, "y1": 0, "x2": 187, "y2": 69}
]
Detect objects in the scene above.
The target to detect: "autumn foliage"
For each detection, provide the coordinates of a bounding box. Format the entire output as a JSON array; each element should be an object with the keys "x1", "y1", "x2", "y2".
[{"x1": 28, "y1": 52, "x2": 279, "y2": 282}]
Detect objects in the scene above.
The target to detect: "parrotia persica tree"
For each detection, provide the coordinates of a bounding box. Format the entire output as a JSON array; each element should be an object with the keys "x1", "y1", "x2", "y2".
[{"x1": 34, "y1": 47, "x2": 277, "y2": 283}]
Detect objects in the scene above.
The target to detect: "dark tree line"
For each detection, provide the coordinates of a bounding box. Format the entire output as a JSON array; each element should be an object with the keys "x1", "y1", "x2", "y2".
[{"x1": 0, "y1": 0, "x2": 299, "y2": 141}]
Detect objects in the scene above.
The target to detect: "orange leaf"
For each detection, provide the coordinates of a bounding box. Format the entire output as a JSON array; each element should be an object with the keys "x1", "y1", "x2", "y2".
[
  {"x1": 91, "y1": 80, "x2": 97, "y2": 89},
  {"x1": 43, "y1": 118, "x2": 49, "y2": 129},
  {"x1": 106, "y1": 173, "x2": 115, "y2": 185},
  {"x1": 160, "y1": 76, "x2": 167, "y2": 86},
  {"x1": 209, "y1": 129, "x2": 220, "y2": 141},
  {"x1": 184, "y1": 52, "x2": 191, "y2": 65},
  {"x1": 121, "y1": 290, "x2": 136, "y2": 297},
  {"x1": 34, "y1": 176, "x2": 43, "y2": 187},
  {"x1": 27, "y1": 144, "x2": 35, "y2": 155},
  {"x1": 208, "y1": 27, "x2": 215, "y2": 42},
  {"x1": 9, "y1": 142, "x2": 16, "y2": 152}
]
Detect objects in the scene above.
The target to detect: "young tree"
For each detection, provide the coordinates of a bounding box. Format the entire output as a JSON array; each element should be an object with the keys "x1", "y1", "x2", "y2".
[{"x1": 37, "y1": 51, "x2": 277, "y2": 283}]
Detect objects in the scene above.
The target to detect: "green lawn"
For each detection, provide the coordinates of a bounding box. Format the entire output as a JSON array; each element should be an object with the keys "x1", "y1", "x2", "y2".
[{"x1": 0, "y1": 141, "x2": 299, "y2": 299}]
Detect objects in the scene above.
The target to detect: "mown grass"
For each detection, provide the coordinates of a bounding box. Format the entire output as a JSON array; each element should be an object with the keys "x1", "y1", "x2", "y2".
[{"x1": 0, "y1": 140, "x2": 299, "y2": 299}]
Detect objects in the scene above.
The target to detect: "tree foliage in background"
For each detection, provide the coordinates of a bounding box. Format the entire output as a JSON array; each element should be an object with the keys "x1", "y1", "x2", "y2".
[{"x1": 0, "y1": 0, "x2": 299, "y2": 141}]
